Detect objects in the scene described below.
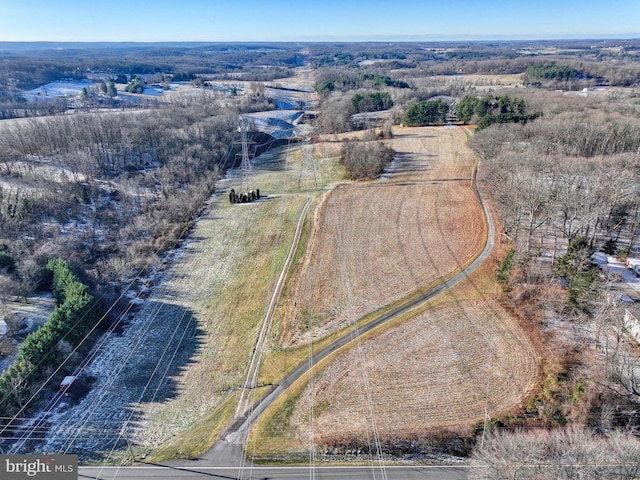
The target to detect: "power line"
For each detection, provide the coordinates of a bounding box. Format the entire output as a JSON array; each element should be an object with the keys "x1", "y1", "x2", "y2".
[{"x1": 2, "y1": 120, "x2": 244, "y2": 454}]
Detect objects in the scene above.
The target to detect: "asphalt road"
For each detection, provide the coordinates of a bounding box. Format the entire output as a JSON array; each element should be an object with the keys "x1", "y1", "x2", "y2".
[
  {"x1": 188, "y1": 144, "x2": 496, "y2": 468},
  {"x1": 78, "y1": 464, "x2": 470, "y2": 479}
]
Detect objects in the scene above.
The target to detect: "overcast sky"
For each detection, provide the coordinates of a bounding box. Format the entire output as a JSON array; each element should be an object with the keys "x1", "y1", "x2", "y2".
[{"x1": 0, "y1": 0, "x2": 638, "y2": 42}]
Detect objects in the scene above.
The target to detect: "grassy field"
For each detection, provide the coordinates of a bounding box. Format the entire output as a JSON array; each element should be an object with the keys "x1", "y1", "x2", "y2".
[
  {"x1": 25, "y1": 139, "x2": 340, "y2": 462},
  {"x1": 134, "y1": 146, "x2": 339, "y2": 460}
]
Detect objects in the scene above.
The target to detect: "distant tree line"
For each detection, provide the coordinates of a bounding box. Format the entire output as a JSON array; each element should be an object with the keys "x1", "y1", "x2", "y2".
[
  {"x1": 316, "y1": 72, "x2": 410, "y2": 96},
  {"x1": 0, "y1": 44, "x2": 301, "y2": 115},
  {"x1": 2, "y1": 43, "x2": 303, "y2": 79},
  {"x1": 0, "y1": 98, "x2": 69, "y2": 120},
  {"x1": 311, "y1": 44, "x2": 411, "y2": 67},
  {"x1": 526, "y1": 62, "x2": 581, "y2": 81},
  {"x1": 457, "y1": 94, "x2": 542, "y2": 130}
]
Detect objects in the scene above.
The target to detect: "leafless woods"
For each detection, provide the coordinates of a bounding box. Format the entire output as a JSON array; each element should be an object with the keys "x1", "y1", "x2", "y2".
[{"x1": 0, "y1": 105, "x2": 241, "y2": 303}]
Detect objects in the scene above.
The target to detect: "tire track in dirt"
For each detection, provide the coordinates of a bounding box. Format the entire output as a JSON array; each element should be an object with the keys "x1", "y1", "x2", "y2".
[
  {"x1": 279, "y1": 128, "x2": 483, "y2": 348},
  {"x1": 235, "y1": 196, "x2": 312, "y2": 418}
]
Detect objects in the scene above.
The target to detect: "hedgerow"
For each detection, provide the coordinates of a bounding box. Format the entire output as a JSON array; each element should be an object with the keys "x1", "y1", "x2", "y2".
[{"x1": 0, "y1": 258, "x2": 103, "y2": 416}]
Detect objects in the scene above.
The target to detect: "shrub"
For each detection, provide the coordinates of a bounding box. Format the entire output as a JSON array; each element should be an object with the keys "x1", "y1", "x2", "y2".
[
  {"x1": 495, "y1": 248, "x2": 515, "y2": 287},
  {"x1": 603, "y1": 239, "x2": 617, "y2": 255},
  {"x1": 340, "y1": 140, "x2": 395, "y2": 179},
  {"x1": 0, "y1": 251, "x2": 15, "y2": 272}
]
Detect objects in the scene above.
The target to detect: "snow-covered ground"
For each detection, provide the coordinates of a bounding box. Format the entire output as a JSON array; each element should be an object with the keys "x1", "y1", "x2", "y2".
[
  {"x1": 3, "y1": 141, "x2": 293, "y2": 460},
  {"x1": 592, "y1": 252, "x2": 640, "y2": 299},
  {"x1": 244, "y1": 109, "x2": 304, "y2": 139},
  {"x1": 21, "y1": 80, "x2": 186, "y2": 106},
  {"x1": 1, "y1": 294, "x2": 56, "y2": 374},
  {"x1": 22, "y1": 80, "x2": 94, "y2": 102},
  {"x1": 264, "y1": 86, "x2": 317, "y2": 110}
]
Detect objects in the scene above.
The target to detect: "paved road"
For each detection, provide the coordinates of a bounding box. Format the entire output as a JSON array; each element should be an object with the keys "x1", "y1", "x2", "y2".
[{"x1": 79, "y1": 464, "x2": 469, "y2": 479}]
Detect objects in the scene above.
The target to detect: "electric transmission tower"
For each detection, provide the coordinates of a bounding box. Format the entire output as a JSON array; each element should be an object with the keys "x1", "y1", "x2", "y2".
[{"x1": 230, "y1": 117, "x2": 260, "y2": 203}]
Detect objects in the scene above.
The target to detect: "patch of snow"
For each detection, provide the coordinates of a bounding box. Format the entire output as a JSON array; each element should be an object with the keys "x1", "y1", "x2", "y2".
[
  {"x1": 22, "y1": 80, "x2": 94, "y2": 102},
  {"x1": 591, "y1": 251, "x2": 608, "y2": 264},
  {"x1": 141, "y1": 86, "x2": 164, "y2": 96},
  {"x1": 264, "y1": 87, "x2": 316, "y2": 110},
  {"x1": 600, "y1": 255, "x2": 640, "y2": 295},
  {"x1": 379, "y1": 154, "x2": 400, "y2": 181},
  {"x1": 9, "y1": 151, "x2": 280, "y2": 458},
  {"x1": 243, "y1": 110, "x2": 303, "y2": 140},
  {"x1": 15, "y1": 318, "x2": 35, "y2": 336}
]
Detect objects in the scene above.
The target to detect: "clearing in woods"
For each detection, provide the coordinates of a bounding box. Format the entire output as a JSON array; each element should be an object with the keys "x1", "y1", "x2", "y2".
[{"x1": 252, "y1": 126, "x2": 539, "y2": 457}]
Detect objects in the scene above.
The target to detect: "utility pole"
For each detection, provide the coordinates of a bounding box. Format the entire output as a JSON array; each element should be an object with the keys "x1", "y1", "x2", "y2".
[{"x1": 298, "y1": 118, "x2": 319, "y2": 190}]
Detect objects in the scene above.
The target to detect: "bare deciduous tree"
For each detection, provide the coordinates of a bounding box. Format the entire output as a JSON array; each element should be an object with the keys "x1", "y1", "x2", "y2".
[
  {"x1": 471, "y1": 428, "x2": 547, "y2": 480},
  {"x1": 319, "y1": 92, "x2": 356, "y2": 134},
  {"x1": 471, "y1": 427, "x2": 640, "y2": 480}
]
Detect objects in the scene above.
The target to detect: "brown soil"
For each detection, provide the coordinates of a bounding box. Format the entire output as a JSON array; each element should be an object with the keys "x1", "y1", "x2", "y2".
[
  {"x1": 265, "y1": 126, "x2": 539, "y2": 452},
  {"x1": 278, "y1": 126, "x2": 485, "y2": 347},
  {"x1": 291, "y1": 298, "x2": 538, "y2": 443}
]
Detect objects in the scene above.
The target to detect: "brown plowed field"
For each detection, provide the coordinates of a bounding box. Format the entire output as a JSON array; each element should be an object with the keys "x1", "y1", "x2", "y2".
[
  {"x1": 290, "y1": 298, "x2": 538, "y2": 441},
  {"x1": 265, "y1": 126, "x2": 539, "y2": 451},
  {"x1": 279, "y1": 126, "x2": 485, "y2": 347}
]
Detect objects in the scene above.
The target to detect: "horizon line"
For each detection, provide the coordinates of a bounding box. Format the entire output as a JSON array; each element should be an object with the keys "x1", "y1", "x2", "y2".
[{"x1": 1, "y1": 34, "x2": 639, "y2": 45}]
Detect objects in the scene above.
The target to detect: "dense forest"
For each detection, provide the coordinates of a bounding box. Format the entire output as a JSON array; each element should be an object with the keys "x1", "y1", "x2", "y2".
[{"x1": 465, "y1": 86, "x2": 640, "y2": 465}]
